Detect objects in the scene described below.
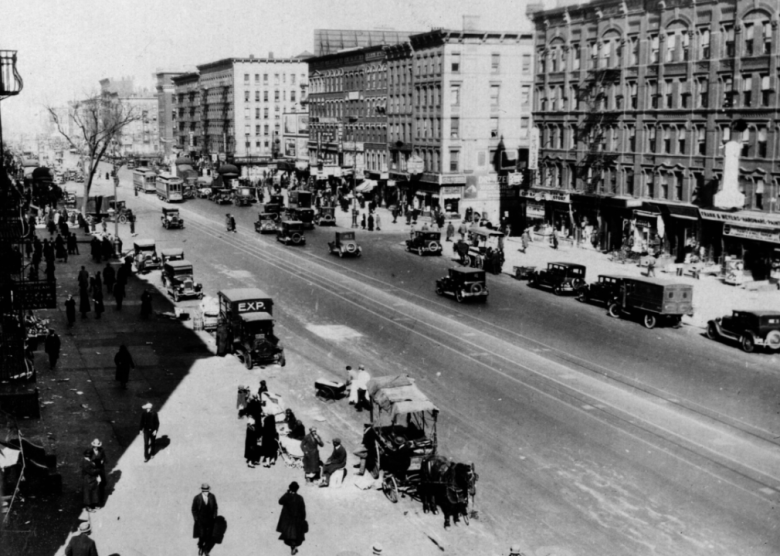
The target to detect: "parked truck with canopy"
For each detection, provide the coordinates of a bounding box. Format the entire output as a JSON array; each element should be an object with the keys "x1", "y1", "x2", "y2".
[{"x1": 218, "y1": 288, "x2": 285, "y2": 368}]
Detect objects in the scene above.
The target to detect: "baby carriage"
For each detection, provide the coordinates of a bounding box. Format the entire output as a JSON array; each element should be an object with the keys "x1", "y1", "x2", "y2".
[{"x1": 278, "y1": 436, "x2": 304, "y2": 468}]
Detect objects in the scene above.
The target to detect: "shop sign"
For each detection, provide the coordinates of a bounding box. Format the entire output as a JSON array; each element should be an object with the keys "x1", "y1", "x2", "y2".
[
  {"x1": 526, "y1": 201, "x2": 545, "y2": 219},
  {"x1": 544, "y1": 192, "x2": 570, "y2": 203},
  {"x1": 442, "y1": 186, "x2": 461, "y2": 196},
  {"x1": 724, "y1": 224, "x2": 780, "y2": 244},
  {"x1": 529, "y1": 127, "x2": 539, "y2": 170},
  {"x1": 635, "y1": 218, "x2": 654, "y2": 228},
  {"x1": 342, "y1": 141, "x2": 364, "y2": 152},
  {"x1": 380, "y1": 172, "x2": 389, "y2": 180},
  {"x1": 508, "y1": 172, "x2": 523, "y2": 186},
  {"x1": 387, "y1": 180, "x2": 397, "y2": 186},
  {"x1": 700, "y1": 209, "x2": 780, "y2": 229},
  {"x1": 12, "y1": 281, "x2": 57, "y2": 309},
  {"x1": 440, "y1": 175, "x2": 464, "y2": 185},
  {"x1": 407, "y1": 155, "x2": 424, "y2": 174}
]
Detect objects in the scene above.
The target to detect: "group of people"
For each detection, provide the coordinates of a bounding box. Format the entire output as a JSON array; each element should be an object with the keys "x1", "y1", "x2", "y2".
[{"x1": 89, "y1": 234, "x2": 122, "y2": 264}]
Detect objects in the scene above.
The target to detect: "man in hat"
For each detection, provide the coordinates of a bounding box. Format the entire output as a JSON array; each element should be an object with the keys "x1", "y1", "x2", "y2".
[
  {"x1": 139, "y1": 402, "x2": 160, "y2": 462},
  {"x1": 44, "y1": 329, "x2": 61, "y2": 370},
  {"x1": 319, "y1": 438, "x2": 347, "y2": 487},
  {"x1": 89, "y1": 439, "x2": 107, "y2": 505},
  {"x1": 508, "y1": 545, "x2": 524, "y2": 556},
  {"x1": 64, "y1": 521, "x2": 98, "y2": 556},
  {"x1": 192, "y1": 483, "x2": 219, "y2": 556}
]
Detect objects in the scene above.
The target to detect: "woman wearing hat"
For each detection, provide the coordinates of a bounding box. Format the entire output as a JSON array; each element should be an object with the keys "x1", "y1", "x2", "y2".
[
  {"x1": 276, "y1": 481, "x2": 307, "y2": 555},
  {"x1": 300, "y1": 427, "x2": 323, "y2": 483},
  {"x1": 64, "y1": 521, "x2": 98, "y2": 556},
  {"x1": 260, "y1": 414, "x2": 279, "y2": 468},
  {"x1": 81, "y1": 449, "x2": 101, "y2": 513},
  {"x1": 245, "y1": 417, "x2": 260, "y2": 468}
]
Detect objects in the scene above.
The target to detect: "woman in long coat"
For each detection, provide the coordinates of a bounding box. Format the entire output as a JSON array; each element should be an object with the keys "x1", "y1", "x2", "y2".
[
  {"x1": 79, "y1": 285, "x2": 91, "y2": 318},
  {"x1": 81, "y1": 449, "x2": 100, "y2": 511},
  {"x1": 65, "y1": 294, "x2": 76, "y2": 326},
  {"x1": 244, "y1": 417, "x2": 260, "y2": 467},
  {"x1": 114, "y1": 345, "x2": 134, "y2": 389},
  {"x1": 300, "y1": 428, "x2": 323, "y2": 482},
  {"x1": 260, "y1": 414, "x2": 279, "y2": 468},
  {"x1": 277, "y1": 482, "x2": 306, "y2": 555}
]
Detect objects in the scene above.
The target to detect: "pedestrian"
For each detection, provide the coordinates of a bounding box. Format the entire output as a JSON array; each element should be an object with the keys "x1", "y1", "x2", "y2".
[
  {"x1": 55, "y1": 234, "x2": 68, "y2": 262},
  {"x1": 64, "y1": 521, "x2": 98, "y2": 556},
  {"x1": 113, "y1": 236, "x2": 123, "y2": 258},
  {"x1": 45, "y1": 260, "x2": 56, "y2": 282},
  {"x1": 192, "y1": 483, "x2": 218, "y2": 556},
  {"x1": 101, "y1": 235, "x2": 113, "y2": 260},
  {"x1": 103, "y1": 263, "x2": 115, "y2": 296},
  {"x1": 47, "y1": 218, "x2": 57, "y2": 236},
  {"x1": 140, "y1": 290, "x2": 152, "y2": 319},
  {"x1": 646, "y1": 257, "x2": 656, "y2": 277},
  {"x1": 114, "y1": 344, "x2": 134, "y2": 389},
  {"x1": 244, "y1": 416, "x2": 260, "y2": 468},
  {"x1": 113, "y1": 281, "x2": 125, "y2": 310},
  {"x1": 361, "y1": 213, "x2": 366, "y2": 230},
  {"x1": 260, "y1": 414, "x2": 279, "y2": 468},
  {"x1": 354, "y1": 364, "x2": 371, "y2": 412},
  {"x1": 101, "y1": 217, "x2": 107, "y2": 234},
  {"x1": 301, "y1": 427, "x2": 323, "y2": 484},
  {"x1": 437, "y1": 212, "x2": 445, "y2": 230},
  {"x1": 93, "y1": 295, "x2": 104, "y2": 319},
  {"x1": 79, "y1": 286, "x2": 91, "y2": 318},
  {"x1": 367, "y1": 213, "x2": 374, "y2": 231},
  {"x1": 446, "y1": 221, "x2": 455, "y2": 242},
  {"x1": 67, "y1": 232, "x2": 78, "y2": 255},
  {"x1": 319, "y1": 438, "x2": 347, "y2": 487},
  {"x1": 346, "y1": 365, "x2": 358, "y2": 405},
  {"x1": 351, "y1": 207, "x2": 359, "y2": 228},
  {"x1": 551, "y1": 228, "x2": 559, "y2": 250},
  {"x1": 391, "y1": 206, "x2": 398, "y2": 223},
  {"x1": 80, "y1": 449, "x2": 101, "y2": 513},
  {"x1": 520, "y1": 229, "x2": 531, "y2": 253},
  {"x1": 421, "y1": 222, "x2": 429, "y2": 232},
  {"x1": 65, "y1": 294, "x2": 76, "y2": 327},
  {"x1": 43, "y1": 238, "x2": 54, "y2": 263},
  {"x1": 129, "y1": 212, "x2": 135, "y2": 235},
  {"x1": 92, "y1": 272, "x2": 103, "y2": 299},
  {"x1": 216, "y1": 320, "x2": 230, "y2": 356},
  {"x1": 354, "y1": 424, "x2": 379, "y2": 479},
  {"x1": 78, "y1": 266, "x2": 89, "y2": 289},
  {"x1": 375, "y1": 212, "x2": 381, "y2": 231},
  {"x1": 90, "y1": 237, "x2": 102, "y2": 263},
  {"x1": 89, "y1": 438, "x2": 108, "y2": 504},
  {"x1": 139, "y1": 402, "x2": 159, "y2": 462},
  {"x1": 44, "y1": 329, "x2": 61, "y2": 369},
  {"x1": 277, "y1": 481, "x2": 307, "y2": 555}
]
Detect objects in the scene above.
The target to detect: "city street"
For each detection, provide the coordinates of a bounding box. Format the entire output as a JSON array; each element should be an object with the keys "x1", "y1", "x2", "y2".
[{"x1": 94, "y1": 167, "x2": 780, "y2": 555}]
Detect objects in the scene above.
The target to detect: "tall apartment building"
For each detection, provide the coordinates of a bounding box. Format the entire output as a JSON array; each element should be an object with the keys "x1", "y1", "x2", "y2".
[
  {"x1": 171, "y1": 72, "x2": 202, "y2": 159},
  {"x1": 529, "y1": 0, "x2": 780, "y2": 273},
  {"x1": 99, "y1": 78, "x2": 159, "y2": 156},
  {"x1": 155, "y1": 71, "x2": 184, "y2": 159},
  {"x1": 386, "y1": 28, "x2": 534, "y2": 224}
]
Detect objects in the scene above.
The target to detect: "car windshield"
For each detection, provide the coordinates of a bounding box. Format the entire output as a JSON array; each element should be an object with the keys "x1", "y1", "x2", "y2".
[
  {"x1": 165, "y1": 211, "x2": 179, "y2": 217},
  {"x1": 171, "y1": 267, "x2": 193, "y2": 276},
  {"x1": 340, "y1": 232, "x2": 355, "y2": 241}
]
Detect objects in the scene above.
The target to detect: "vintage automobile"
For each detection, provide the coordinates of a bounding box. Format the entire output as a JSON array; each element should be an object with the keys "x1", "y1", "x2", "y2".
[
  {"x1": 210, "y1": 188, "x2": 233, "y2": 204},
  {"x1": 577, "y1": 274, "x2": 628, "y2": 306},
  {"x1": 528, "y1": 262, "x2": 586, "y2": 295},
  {"x1": 608, "y1": 277, "x2": 693, "y2": 329},
  {"x1": 233, "y1": 187, "x2": 256, "y2": 207},
  {"x1": 199, "y1": 295, "x2": 219, "y2": 331},
  {"x1": 161, "y1": 207, "x2": 184, "y2": 229},
  {"x1": 218, "y1": 288, "x2": 285, "y2": 369},
  {"x1": 254, "y1": 212, "x2": 279, "y2": 234},
  {"x1": 276, "y1": 220, "x2": 306, "y2": 246},
  {"x1": 436, "y1": 268, "x2": 488, "y2": 303},
  {"x1": 285, "y1": 206, "x2": 315, "y2": 229},
  {"x1": 406, "y1": 231, "x2": 442, "y2": 256},
  {"x1": 107, "y1": 200, "x2": 130, "y2": 224},
  {"x1": 133, "y1": 239, "x2": 161, "y2": 273},
  {"x1": 160, "y1": 247, "x2": 185, "y2": 264},
  {"x1": 327, "y1": 231, "x2": 362, "y2": 258},
  {"x1": 315, "y1": 206, "x2": 337, "y2": 226},
  {"x1": 706, "y1": 310, "x2": 780, "y2": 353},
  {"x1": 465, "y1": 227, "x2": 505, "y2": 274},
  {"x1": 162, "y1": 260, "x2": 204, "y2": 302}
]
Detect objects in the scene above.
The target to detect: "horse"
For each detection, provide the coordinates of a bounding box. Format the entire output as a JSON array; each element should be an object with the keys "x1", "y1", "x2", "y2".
[{"x1": 419, "y1": 455, "x2": 478, "y2": 529}]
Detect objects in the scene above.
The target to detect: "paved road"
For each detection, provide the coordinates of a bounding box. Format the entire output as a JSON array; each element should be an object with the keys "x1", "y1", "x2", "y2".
[{"x1": 110, "y1": 170, "x2": 780, "y2": 555}]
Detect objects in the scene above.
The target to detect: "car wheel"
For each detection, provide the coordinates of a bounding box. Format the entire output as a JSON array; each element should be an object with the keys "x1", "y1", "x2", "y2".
[
  {"x1": 765, "y1": 330, "x2": 780, "y2": 351},
  {"x1": 455, "y1": 290, "x2": 464, "y2": 303},
  {"x1": 577, "y1": 291, "x2": 588, "y2": 303},
  {"x1": 608, "y1": 302, "x2": 621, "y2": 318},
  {"x1": 642, "y1": 314, "x2": 657, "y2": 329},
  {"x1": 470, "y1": 283, "x2": 484, "y2": 295},
  {"x1": 553, "y1": 285, "x2": 563, "y2": 296},
  {"x1": 740, "y1": 334, "x2": 756, "y2": 353},
  {"x1": 244, "y1": 352, "x2": 253, "y2": 369},
  {"x1": 280, "y1": 355, "x2": 286, "y2": 367},
  {"x1": 435, "y1": 286, "x2": 444, "y2": 296},
  {"x1": 705, "y1": 322, "x2": 719, "y2": 340}
]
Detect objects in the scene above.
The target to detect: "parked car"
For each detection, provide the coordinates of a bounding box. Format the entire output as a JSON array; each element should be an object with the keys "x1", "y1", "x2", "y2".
[
  {"x1": 160, "y1": 247, "x2": 185, "y2": 265},
  {"x1": 161, "y1": 207, "x2": 184, "y2": 229},
  {"x1": 276, "y1": 220, "x2": 306, "y2": 246},
  {"x1": 608, "y1": 277, "x2": 693, "y2": 329},
  {"x1": 327, "y1": 231, "x2": 362, "y2": 258},
  {"x1": 133, "y1": 239, "x2": 160, "y2": 273},
  {"x1": 196, "y1": 186, "x2": 212, "y2": 199},
  {"x1": 285, "y1": 206, "x2": 315, "y2": 229},
  {"x1": 406, "y1": 231, "x2": 442, "y2": 256},
  {"x1": 315, "y1": 206, "x2": 337, "y2": 226},
  {"x1": 218, "y1": 288, "x2": 285, "y2": 368},
  {"x1": 162, "y1": 260, "x2": 204, "y2": 302},
  {"x1": 233, "y1": 187, "x2": 256, "y2": 207},
  {"x1": 210, "y1": 188, "x2": 233, "y2": 204},
  {"x1": 577, "y1": 274, "x2": 627, "y2": 306},
  {"x1": 254, "y1": 212, "x2": 279, "y2": 234},
  {"x1": 706, "y1": 310, "x2": 780, "y2": 353},
  {"x1": 528, "y1": 262, "x2": 586, "y2": 295},
  {"x1": 436, "y1": 268, "x2": 488, "y2": 303}
]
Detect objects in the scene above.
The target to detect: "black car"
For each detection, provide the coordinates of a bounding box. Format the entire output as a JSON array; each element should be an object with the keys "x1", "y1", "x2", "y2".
[
  {"x1": 406, "y1": 231, "x2": 442, "y2": 256},
  {"x1": 254, "y1": 212, "x2": 279, "y2": 234},
  {"x1": 315, "y1": 206, "x2": 337, "y2": 226},
  {"x1": 706, "y1": 310, "x2": 780, "y2": 353},
  {"x1": 528, "y1": 262, "x2": 586, "y2": 295},
  {"x1": 577, "y1": 274, "x2": 626, "y2": 306},
  {"x1": 327, "y1": 231, "x2": 362, "y2": 258},
  {"x1": 436, "y1": 268, "x2": 488, "y2": 303},
  {"x1": 276, "y1": 220, "x2": 306, "y2": 246},
  {"x1": 285, "y1": 207, "x2": 315, "y2": 229}
]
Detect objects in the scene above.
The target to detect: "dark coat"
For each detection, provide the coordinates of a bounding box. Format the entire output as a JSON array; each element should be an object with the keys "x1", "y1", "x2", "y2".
[
  {"x1": 191, "y1": 492, "x2": 218, "y2": 539},
  {"x1": 78, "y1": 269, "x2": 90, "y2": 289},
  {"x1": 112, "y1": 282, "x2": 125, "y2": 301},
  {"x1": 114, "y1": 348, "x2": 134, "y2": 383},
  {"x1": 44, "y1": 333, "x2": 61, "y2": 357},
  {"x1": 81, "y1": 458, "x2": 100, "y2": 506},
  {"x1": 101, "y1": 238, "x2": 113, "y2": 260},
  {"x1": 103, "y1": 265, "x2": 115, "y2": 291},
  {"x1": 93, "y1": 297, "x2": 104, "y2": 317},
  {"x1": 322, "y1": 444, "x2": 347, "y2": 476},
  {"x1": 244, "y1": 423, "x2": 260, "y2": 462},
  {"x1": 140, "y1": 291, "x2": 152, "y2": 317},
  {"x1": 65, "y1": 298, "x2": 76, "y2": 323},
  {"x1": 277, "y1": 492, "x2": 307, "y2": 546},
  {"x1": 67, "y1": 233, "x2": 78, "y2": 254},
  {"x1": 64, "y1": 533, "x2": 98, "y2": 556},
  {"x1": 260, "y1": 415, "x2": 279, "y2": 458},
  {"x1": 301, "y1": 432, "x2": 323, "y2": 475},
  {"x1": 79, "y1": 289, "x2": 91, "y2": 314},
  {"x1": 140, "y1": 410, "x2": 160, "y2": 432}
]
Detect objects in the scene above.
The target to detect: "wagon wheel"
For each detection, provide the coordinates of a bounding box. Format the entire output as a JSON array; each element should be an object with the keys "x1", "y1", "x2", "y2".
[
  {"x1": 118, "y1": 214, "x2": 128, "y2": 224},
  {"x1": 382, "y1": 474, "x2": 399, "y2": 503},
  {"x1": 291, "y1": 233, "x2": 303, "y2": 245},
  {"x1": 244, "y1": 352, "x2": 253, "y2": 369}
]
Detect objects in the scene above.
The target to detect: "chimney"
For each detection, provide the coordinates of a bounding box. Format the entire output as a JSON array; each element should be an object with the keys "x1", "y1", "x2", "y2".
[
  {"x1": 249, "y1": 54, "x2": 255, "y2": 60},
  {"x1": 268, "y1": 51, "x2": 274, "y2": 60},
  {"x1": 462, "y1": 15, "x2": 480, "y2": 32}
]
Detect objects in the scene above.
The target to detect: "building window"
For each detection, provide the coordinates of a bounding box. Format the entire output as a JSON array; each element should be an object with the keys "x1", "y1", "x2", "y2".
[
  {"x1": 697, "y1": 78, "x2": 709, "y2": 108},
  {"x1": 761, "y1": 75, "x2": 773, "y2": 106},
  {"x1": 521, "y1": 85, "x2": 530, "y2": 106},
  {"x1": 699, "y1": 29, "x2": 710, "y2": 59},
  {"x1": 648, "y1": 81, "x2": 658, "y2": 109},
  {"x1": 664, "y1": 80, "x2": 673, "y2": 108},
  {"x1": 449, "y1": 150, "x2": 459, "y2": 172},
  {"x1": 274, "y1": 90, "x2": 280, "y2": 102},
  {"x1": 264, "y1": 91, "x2": 269, "y2": 102},
  {"x1": 647, "y1": 126, "x2": 656, "y2": 153},
  {"x1": 666, "y1": 34, "x2": 676, "y2": 63},
  {"x1": 745, "y1": 23, "x2": 755, "y2": 56},
  {"x1": 682, "y1": 32, "x2": 690, "y2": 61},
  {"x1": 291, "y1": 90, "x2": 296, "y2": 102},
  {"x1": 650, "y1": 34, "x2": 659, "y2": 63},
  {"x1": 274, "y1": 74, "x2": 280, "y2": 85},
  {"x1": 255, "y1": 108, "x2": 260, "y2": 119},
  {"x1": 674, "y1": 172, "x2": 684, "y2": 201},
  {"x1": 450, "y1": 117, "x2": 459, "y2": 139},
  {"x1": 263, "y1": 74, "x2": 268, "y2": 84},
  {"x1": 743, "y1": 75, "x2": 753, "y2": 107},
  {"x1": 625, "y1": 168, "x2": 635, "y2": 196},
  {"x1": 450, "y1": 84, "x2": 460, "y2": 106},
  {"x1": 663, "y1": 127, "x2": 672, "y2": 153},
  {"x1": 697, "y1": 127, "x2": 706, "y2": 155},
  {"x1": 763, "y1": 22, "x2": 773, "y2": 55},
  {"x1": 264, "y1": 108, "x2": 269, "y2": 119},
  {"x1": 723, "y1": 25, "x2": 735, "y2": 57},
  {"x1": 628, "y1": 81, "x2": 637, "y2": 109},
  {"x1": 755, "y1": 179, "x2": 765, "y2": 209},
  {"x1": 520, "y1": 117, "x2": 530, "y2": 138},
  {"x1": 589, "y1": 41, "x2": 598, "y2": 69},
  {"x1": 491, "y1": 117, "x2": 499, "y2": 139},
  {"x1": 722, "y1": 77, "x2": 734, "y2": 107},
  {"x1": 741, "y1": 128, "x2": 752, "y2": 157},
  {"x1": 647, "y1": 174, "x2": 655, "y2": 198},
  {"x1": 630, "y1": 37, "x2": 639, "y2": 65},
  {"x1": 244, "y1": 91, "x2": 250, "y2": 101},
  {"x1": 678, "y1": 128, "x2": 686, "y2": 154},
  {"x1": 627, "y1": 125, "x2": 636, "y2": 152},
  {"x1": 522, "y1": 53, "x2": 531, "y2": 75},
  {"x1": 451, "y1": 53, "x2": 461, "y2": 73},
  {"x1": 489, "y1": 85, "x2": 500, "y2": 107},
  {"x1": 572, "y1": 44, "x2": 580, "y2": 71},
  {"x1": 758, "y1": 126, "x2": 768, "y2": 158},
  {"x1": 244, "y1": 74, "x2": 250, "y2": 83},
  {"x1": 491, "y1": 53, "x2": 500, "y2": 73}
]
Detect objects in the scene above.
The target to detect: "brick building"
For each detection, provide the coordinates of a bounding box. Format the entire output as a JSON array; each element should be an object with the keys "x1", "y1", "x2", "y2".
[
  {"x1": 155, "y1": 71, "x2": 184, "y2": 159},
  {"x1": 171, "y1": 72, "x2": 202, "y2": 159},
  {"x1": 529, "y1": 0, "x2": 780, "y2": 274}
]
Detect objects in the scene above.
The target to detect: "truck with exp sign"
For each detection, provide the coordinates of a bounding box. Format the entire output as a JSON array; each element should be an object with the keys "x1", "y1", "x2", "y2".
[{"x1": 217, "y1": 288, "x2": 285, "y2": 368}]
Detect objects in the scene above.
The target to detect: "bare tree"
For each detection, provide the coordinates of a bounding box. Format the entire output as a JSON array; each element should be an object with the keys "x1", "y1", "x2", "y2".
[{"x1": 47, "y1": 93, "x2": 138, "y2": 213}]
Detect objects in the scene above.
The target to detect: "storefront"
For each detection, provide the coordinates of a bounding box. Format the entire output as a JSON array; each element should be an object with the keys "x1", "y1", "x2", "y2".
[
  {"x1": 438, "y1": 185, "x2": 463, "y2": 217},
  {"x1": 700, "y1": 209, "x2": 780, "y2": 279},
  {"x1": 660, "y1": 203, "x2": 700, "y2": 262}
]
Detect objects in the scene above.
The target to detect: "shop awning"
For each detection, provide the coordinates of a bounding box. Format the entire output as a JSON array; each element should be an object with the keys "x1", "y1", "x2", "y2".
[
  {"x1": 440, "y1": 191, "x2": 461, "y2": 201},
  {"x1": 355, "y1": 179, "x2": 377, "y2": 193},
  {"x1": 665, "y1": 204, "x2": 700, "y2": 221},
  {"x1": 415, "y1": 191, "x2": 430, "y2": 197},
  {"x1": 700, "y1": 209, "x2": 780, "y2": 229}
]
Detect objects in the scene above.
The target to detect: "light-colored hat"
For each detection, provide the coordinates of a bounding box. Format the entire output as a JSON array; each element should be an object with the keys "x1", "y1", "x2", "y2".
[
  {"x1": 509, "y1": 545, "x2": 522, "y2": 554},
  {"x1": 91, "y1": 439, "x2": 102, "y2": 448},
  {"x1": 142, "y1": 402, "x2": 152, "y2": 409},
  {"x1": 358, "y1": 365, "x2": 365, "y2": 370},
  {"x1": 201, "y1": 483, "x2": 210, "y2": 491},
  {"x1": 247, "y1": 417, "x2": 255, "y2": 425},
  {"x1": 78, "y1": 522, "x2": 91, "y2": 533}
]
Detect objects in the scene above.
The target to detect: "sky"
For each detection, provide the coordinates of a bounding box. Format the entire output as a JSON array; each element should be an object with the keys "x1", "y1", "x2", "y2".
[{"x1": 1, "y1": 0, "x2": 538, "y2": 140}]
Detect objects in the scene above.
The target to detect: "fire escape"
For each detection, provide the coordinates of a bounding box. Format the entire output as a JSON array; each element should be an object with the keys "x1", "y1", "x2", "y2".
[{"x1": 574, "y1": 68, "x2": 621, "y2": 194}]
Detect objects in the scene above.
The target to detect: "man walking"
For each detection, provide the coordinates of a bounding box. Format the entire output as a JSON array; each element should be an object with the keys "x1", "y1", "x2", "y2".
[
  {"x1": 64, "y1": 522, "x2": 98, "y2": 556},
  {"x1": 446, "y1": 221, "x2": 455, "y2": 242},
  {"x1": 103, "y1": 263, "x2": 115, "y2": 296},
  {"x1": 78, "y1": 266, "x2": 89, "y2": 290},
  {"x1": 113, "y1": 281, "x2": 125, "y2": 310},
  {"x1": 139, "y1": 402, "x2": 159, "y2": 462},
  {"x1": 351, "y1": 206, "x2": 359, "y2": 228},
  {"x1": 65, "y1": 294, "x2": 76, "y2": 327},
  {"x1": 192, "y1": 483, "x2": 218, "y2": 556},
  {"x1": 354, "y1": 365, "x2": 371, "y2": 412},
  {"x1": 44, "y1": 329, "x2": 61, "y2": 370}
]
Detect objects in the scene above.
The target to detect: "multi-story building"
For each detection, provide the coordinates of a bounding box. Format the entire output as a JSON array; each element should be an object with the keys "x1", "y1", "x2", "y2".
[
  {"x1": 281, "y1": 110, "x2": 310, "y2": 171},
  {"x1": 196, "y1": 54, "x2": 310, "y2": 179},
  {"x1": 314, "y1": 29, "x2": 417, "y2": 56},
  {"x1": 155, "y1": 71, "x2": 184, "y2": 160},
  {"x1": 99, "y1": 78, "x2": 159, "y2": 156},
  {"x1": 171, "y1": 72, "x2": 202, "y2": 160},
  {"x1": 387, "y1": 27, "x2": 534, "y2": 224},
  {"x1": 529, "y1": 0, "x2": 780, "y2": 274}
]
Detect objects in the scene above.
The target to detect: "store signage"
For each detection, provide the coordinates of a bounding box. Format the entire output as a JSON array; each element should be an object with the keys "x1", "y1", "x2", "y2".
[
  {"x1": 527, "y1": 201, "x2": 545, "y2": 218},
  {"x1": 545, "y1": 192, "x2": 570, "y2": 203},
  {"x1": 442, "y1": 186, "x2": 461, "y2": 196},
  {"x1": 407, "y1": 155, "x2": 424, "y2": 175},
  {"x1": 387, "y1": 180, "x2": 397, "y2": 186},
  {"x1": 342, "y1": 141, "x2": 365, "y2": 152},
  {"x1": 529, "y1": 127, "x2": 539, "y2": 170},
  {"x1": 12, "y1": 281, "x2": 57, "y2": 309},
  {"x1": 700, "y1": 209, "x2": 780, "y2": 229},
  {"x1": 440, "y1": 175, "x2": 464, "y2": 185},
  {"x1": 724, "y1": 224, "x2": 780, "y2": 244}
]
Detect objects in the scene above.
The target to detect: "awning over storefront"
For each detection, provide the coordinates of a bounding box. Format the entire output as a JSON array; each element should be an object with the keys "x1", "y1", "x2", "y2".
[
  {"x1": 700, "y1": 209, "x2": 780, "y2": 229},
  {"x1": 355, "y1": 179, "x2": 377, "y2": 193},
  {"x1": 723, "y1": 225, "x2": 780, "y2": 244},
  {"x1": 664, "y1": 204, "x2": 700, "y2": 221},
  {"x1": 439, "y1": 186, "x2": 462, "y2": 200}
]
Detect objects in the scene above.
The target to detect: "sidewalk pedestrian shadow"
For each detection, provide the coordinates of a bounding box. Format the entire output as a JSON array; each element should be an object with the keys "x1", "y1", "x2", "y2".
[
  {"x1": 154, "y1": 434, "x2": 171, "y2": 453},
  {"x1": 106, "y1": 470, "x2": 122, "y2": 499}
]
